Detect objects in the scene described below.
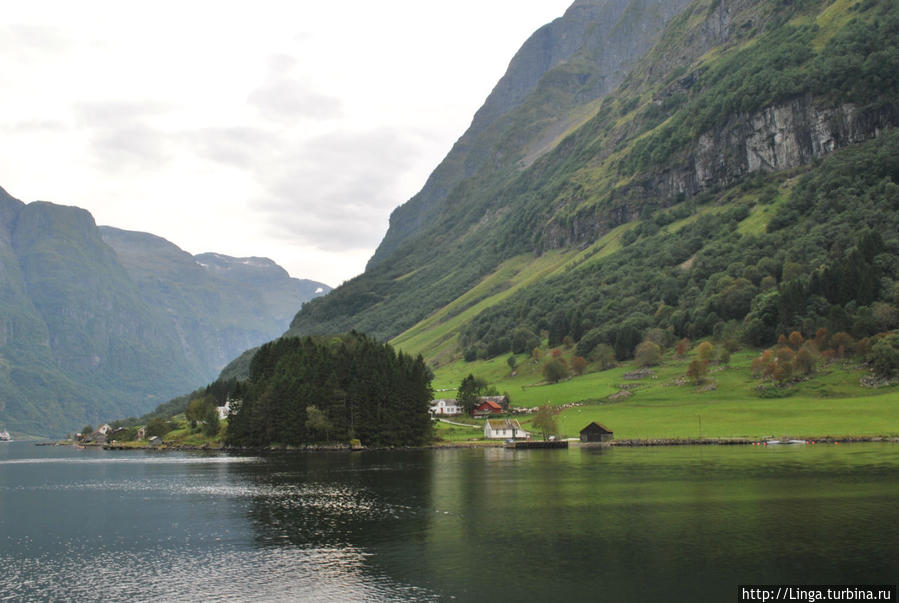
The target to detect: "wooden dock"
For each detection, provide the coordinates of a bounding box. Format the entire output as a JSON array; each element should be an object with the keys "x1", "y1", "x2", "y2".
[{"x1": 503, "y1": 440, "x2": 569, "y2": 449}]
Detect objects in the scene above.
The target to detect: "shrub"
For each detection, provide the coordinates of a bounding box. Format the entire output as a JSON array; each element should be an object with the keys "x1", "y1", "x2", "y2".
[
  {"x1": 686, "y1": 359, "x2": 708, "y2": 384},
  {"x1": 543, "y1": 358, "x2": 568, "y2": 383},
  {"x1": 571, "y1": 356, "x2": 588, "y2": 375},
  {"x1": 635, "y1": 341, "x2": 662, "y2": 367},
  {"x1": 869, "y1": 333, "x2": 899, "y2": 378}
]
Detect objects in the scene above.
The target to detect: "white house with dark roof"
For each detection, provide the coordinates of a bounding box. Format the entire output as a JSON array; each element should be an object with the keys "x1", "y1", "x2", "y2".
[{"x1": 484, "y1": 419, "x2": 530, "y2": 440}]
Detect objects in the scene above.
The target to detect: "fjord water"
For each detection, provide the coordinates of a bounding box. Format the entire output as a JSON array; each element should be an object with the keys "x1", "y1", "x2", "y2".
[{"x1": 1, "y1": 443, "x2": 897, "y2": 601}]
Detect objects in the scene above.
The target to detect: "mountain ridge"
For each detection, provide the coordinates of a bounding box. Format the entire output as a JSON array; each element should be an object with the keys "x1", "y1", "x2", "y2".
[{"x1": 0, "y1": 192, "x2": 329, "y2": 436}]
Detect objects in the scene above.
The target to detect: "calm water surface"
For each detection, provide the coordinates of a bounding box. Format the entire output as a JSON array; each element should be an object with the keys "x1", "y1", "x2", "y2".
[{"x1": 1, "y1": 441, "x2": 897, "y2": 601}]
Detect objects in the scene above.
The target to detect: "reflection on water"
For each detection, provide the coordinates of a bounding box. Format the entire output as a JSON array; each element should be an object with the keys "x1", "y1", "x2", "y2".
[{"x1": 1, "y1": 442, "x2": 898, "y2": 601}]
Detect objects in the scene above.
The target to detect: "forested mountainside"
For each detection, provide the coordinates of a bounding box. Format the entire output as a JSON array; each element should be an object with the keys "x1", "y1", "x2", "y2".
[
  {"x1": 0, "y1": 189, "x2": 328, "y2": 436},
  {"x1": 289, "y1": 0, "x2": 899, "y2": 368}
]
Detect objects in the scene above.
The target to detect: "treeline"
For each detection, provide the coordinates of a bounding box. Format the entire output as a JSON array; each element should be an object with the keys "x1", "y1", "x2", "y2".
[
  {"x1": 226, "y1": 332, "x2": 433, "y2": 447},
  {"x1": 461, "y1": 130, "x2": 899, "y2": 361}
]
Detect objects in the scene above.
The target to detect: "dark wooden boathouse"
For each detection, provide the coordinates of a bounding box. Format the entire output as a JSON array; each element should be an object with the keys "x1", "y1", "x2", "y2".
[{"x1": 580, "y1": 422, "x2": 613, "y2": 443}]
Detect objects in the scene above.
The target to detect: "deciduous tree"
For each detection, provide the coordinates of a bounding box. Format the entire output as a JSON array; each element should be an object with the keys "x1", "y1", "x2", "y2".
[
  {"x1": 696, "y1": 341, "x2": 715, "y2": 363},
  {"x1": 686, "y1": 359, "x2": 708, "y2": 384},
  {"x1": 571, "y1": 356, "x2": 588, "y2": 376},
  {"x1": 532, "y1": 405, "x2": 558, "y2": 441},
  {"x1": 146, "y1": 417, "x2": 170, "y2": 438},
  {"x1": 202, "y1": 404, "x2": 220, "y2": 437},
  {"x1": 870, "y1": 333, "x2": 899, "y2": 378},
  {"x1": 635, "y1": 341, "x2": 662, "y2": 367},
  {"x1": 305, "y1": 405, "x2": 333, "y2": 441},
  {"x1": 543, "y1": 358, "x2": 568, "y2": 383},
  {"x1": 591, "y1": 343, "x2": 617, "y2": 370}
]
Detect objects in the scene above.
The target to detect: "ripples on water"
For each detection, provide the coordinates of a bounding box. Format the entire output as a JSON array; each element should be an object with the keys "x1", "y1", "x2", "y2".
[
  {"x1": 1, "y1": 444, "x2": 897, "y2": 601},
  {"x1": 0, "y1": 448, "x2": 438, "y2": 602},
  {"x1": 1, "y1": 547, "x2": 436, "y2": 602}
]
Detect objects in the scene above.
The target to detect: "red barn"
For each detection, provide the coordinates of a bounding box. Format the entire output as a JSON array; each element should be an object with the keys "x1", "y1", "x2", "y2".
[{"x1": 473, "y1": 399, "x2": 504, "y2": 416}]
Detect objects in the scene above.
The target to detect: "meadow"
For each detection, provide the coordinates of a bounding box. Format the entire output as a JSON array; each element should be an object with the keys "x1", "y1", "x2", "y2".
[{"x1": 431, "y1": 348, "x2": 899, "y2": 441}]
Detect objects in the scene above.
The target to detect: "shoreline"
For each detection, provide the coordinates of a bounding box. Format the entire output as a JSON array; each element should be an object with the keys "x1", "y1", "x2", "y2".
[{"x1": 37, "y1": 434, "x2": 899, "y2": 452}]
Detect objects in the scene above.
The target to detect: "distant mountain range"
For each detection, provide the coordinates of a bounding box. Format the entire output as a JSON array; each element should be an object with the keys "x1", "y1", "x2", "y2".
[{"x1": 0, "y1": 186, "x2": 329, "y2": 436}]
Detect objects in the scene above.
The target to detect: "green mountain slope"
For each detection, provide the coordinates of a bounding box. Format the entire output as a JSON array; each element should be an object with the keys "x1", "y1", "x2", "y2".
[
  {"x1": 368, "y1": 0, "x2": 694, "y2": 267},
  {"x1": 289, "y1": 0, "x2": 899, "y2": 371},
  {"x1": 0, "y1": 191, "x2": 329, "y2": 436}
]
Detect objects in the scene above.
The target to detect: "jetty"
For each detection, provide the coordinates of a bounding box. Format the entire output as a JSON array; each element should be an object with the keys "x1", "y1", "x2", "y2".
[{"x1": 504, "y1": 440, "x2": 569, "y2": 449}]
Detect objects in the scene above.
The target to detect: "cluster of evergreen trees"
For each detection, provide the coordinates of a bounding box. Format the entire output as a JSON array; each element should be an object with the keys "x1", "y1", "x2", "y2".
[{"x1": 226, "y1": 332, "x2": 433, "y2": 447}]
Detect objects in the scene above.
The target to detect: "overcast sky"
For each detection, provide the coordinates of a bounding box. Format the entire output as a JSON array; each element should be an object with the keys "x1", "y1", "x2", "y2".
[{"x1": 0, "y1": 1, "x2": 573, "y2": 287}]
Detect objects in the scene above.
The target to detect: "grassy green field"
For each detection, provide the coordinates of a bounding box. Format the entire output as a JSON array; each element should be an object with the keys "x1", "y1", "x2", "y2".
[{"x1": 427, "y1": 347, "x2": 899, "y2": 442}]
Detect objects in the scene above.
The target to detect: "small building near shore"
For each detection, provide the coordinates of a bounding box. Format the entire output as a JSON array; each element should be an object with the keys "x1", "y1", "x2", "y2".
[
  {"x1": 580, "y1": 422, "x2": 613, "y2": 443},
  {"x1": 148, "y1": 436, "x2": 163, "y2": 448},
  {"x1": 136, "y1": 426, "x2": 146, "y2": 441},
  {"x1": 484, "y1": 419, "x2": 529, "y2": 440}
]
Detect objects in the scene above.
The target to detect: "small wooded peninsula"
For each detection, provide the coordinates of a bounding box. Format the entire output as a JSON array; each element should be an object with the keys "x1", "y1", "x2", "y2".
[{"x1": 225, "y1": 332, "x2": 433, "y2": 448}]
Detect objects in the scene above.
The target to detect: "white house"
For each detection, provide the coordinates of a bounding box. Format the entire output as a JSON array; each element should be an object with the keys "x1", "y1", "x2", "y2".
[
  {"x1": 429, "y1": 399, "x2": 463, "y2": 416},
  {"x1": 484, "y1": 419, "x2": 530, "y2": 440},
  {"x1": 96, "y1": 424, "x2": 112, "y2": 435},
  {"x1": 217, "y1": 399, "x2": 232, "y2": 420}
]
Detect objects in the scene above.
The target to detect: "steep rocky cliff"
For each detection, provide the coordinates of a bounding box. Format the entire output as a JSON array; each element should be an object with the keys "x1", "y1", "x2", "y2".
[
  {"x1": 540, "y1": 97, "x2": 899, "y2": 251},
  {"x1": 368, "y1": 0, "x2": 692, "y2": 267}
]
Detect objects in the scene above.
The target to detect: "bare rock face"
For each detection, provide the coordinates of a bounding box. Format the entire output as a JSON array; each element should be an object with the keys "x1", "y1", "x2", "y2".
[
  {"x1": 538, "y1": 97, "x2": 899, "y2": 253},
  {"x1": 693, "y1": 97, "x2": 898, "y2": 189}
]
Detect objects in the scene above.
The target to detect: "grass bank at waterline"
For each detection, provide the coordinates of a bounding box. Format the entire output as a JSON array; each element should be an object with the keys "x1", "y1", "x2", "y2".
[{"x1": 429, "y1": 350, "x2": 898, "y2": 443}]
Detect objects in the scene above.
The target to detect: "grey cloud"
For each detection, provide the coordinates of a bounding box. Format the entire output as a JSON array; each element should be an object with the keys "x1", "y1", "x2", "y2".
[
  {"x1": 246, "y1": 51, "x2": 343, "y2": 122},
  {"x1": 74, "y1": 101, "x2": 172, "y2": 171},
  {"x1": 248, "y1": 79, "x2": 343, "y2": 122},
  {"x1": 90, "y1": 124, "x2": 169, "y2": 168},
  {"x1": 256, "y1": 128, "x2": 423, "y2": 251},
  {"x1": 185, "y1": 127, "x2": 281, "y2": 168}
]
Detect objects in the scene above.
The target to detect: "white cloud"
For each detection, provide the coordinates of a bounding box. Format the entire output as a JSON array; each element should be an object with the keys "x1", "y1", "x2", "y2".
[
  {"x1": 0, "y1": 0, "x2": 574, "y2": 286},
  {"x1": 186, "y1": 127, "x2": 280, "y2": 169},
  {"x1": 71, "y1": 102, "x2": 173, "y2": 172},
  {"x1": 256, "y1": 128, "x2": 424, "y2": 251},
  {"x1": 248, "y1": 80, "x2": 343, "y2": 122}
]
